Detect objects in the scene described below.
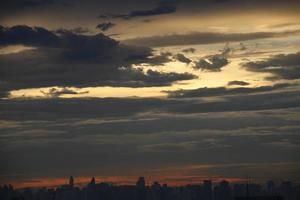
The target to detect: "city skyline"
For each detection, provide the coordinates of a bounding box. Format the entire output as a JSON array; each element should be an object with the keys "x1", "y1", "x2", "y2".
[
  {"x1": 1, "y1": 176, "x2": 299, "y2": 200},
  {"x1": 1, "y1": 175, "x2": 275, "y2": 190}
]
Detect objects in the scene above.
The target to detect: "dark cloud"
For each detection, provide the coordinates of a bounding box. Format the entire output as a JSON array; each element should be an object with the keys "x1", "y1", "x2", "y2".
[
  {"x1": 98, "y1": 4, "x2": 176, "y2": 20},
  {"x1": 1, "y1": 0, "x2": 299, "y2": 22},
  {"x1": 2, "y1": 122, "x2": 299, "y2": 181},
  {"x1": 0, "y1": 25, "x2": 197, "y2": 93},
  {"x1": 1, "y1": 90, "x2": 300, "y2": 179},
  {"x1": 122, "y1": 30, "x2": 300, "y2": 47},
  {"x1": 40, "y1": 88, "x2": 89, "y2": 98},
  {"x1": 167, "y1": 90, "x2": 300, "y2": 115},
  {"x1": 1, "y1": 84, "x2": 299, "y2": 122},
  {"x1": 242, "y1": 52, "x2": 300, "y2": 80},
  {"x1": 1, "y1": 77, "x2": 300, "y2": 180},
  {"x1": 18, "y1": 0, "x2": 55, "y2": 7},
  {"x1": 0, "y1": 91, "x2": 10, "y2": 98},
  {"x1": 0, "y1": 25, "x2": 61, "y2": 47},
  {"x1": 182, "y1": 48, "x2": 196, "y2": 53},
  {"x1": 0, "y1": 97, "x2": 173, "y2": 121},
  {"x1": 144, "y1": 52, "x2": 172, "y2": 66},
  {"x1": 96, "y1": 22, "x2": 116, "y2": 32},
  {"x1": 0, "y1": 25, "x2": 119, "y2": 51},
  {"x1": 174, "y1": 53, "x2": 192, "y2": 64},
  {"x1": 0, "y1": 0, "x2": 70, "y2": 18},
  {"x1": 227, "y1": 80, "x2": 250, "y2": 86},
  {"x1": 0, "y1": 93, "x2": 299, "y2": 139},
  {"x1": 0, "y1": 0, "x2": 55, "y2": 9},
  {"x1": 55, "y1": 27, "x2": 91, "y2": 34},
  {"x1": 193, "y1": 55, "x2": 229, "y2": 72},
  {"x1": 111, "y1": 68, "x2": 197, "y2": 87},
  {"x1": 4, "y1": 106, "x2": 297, "y2": 138},
  {"x1": 166, "y1": 83, "x2": 293, "y2": 98}
]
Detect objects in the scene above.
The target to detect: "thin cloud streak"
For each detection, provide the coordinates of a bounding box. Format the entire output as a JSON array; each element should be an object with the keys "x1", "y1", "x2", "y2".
[{"x1": 122, "y1": 30, "x2": 300, "y2": 47}]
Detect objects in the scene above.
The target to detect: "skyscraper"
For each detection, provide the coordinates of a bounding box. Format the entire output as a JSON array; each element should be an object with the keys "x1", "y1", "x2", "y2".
[
  {"x1": 136, "y1": 177, "x2": 146, "y2": 200},
  {"x1": 203, "y1": 180, "x2": 213, "y2": 200},
  {"x1": 69, "y1": 176, "x2": 74, "y2": 187}
]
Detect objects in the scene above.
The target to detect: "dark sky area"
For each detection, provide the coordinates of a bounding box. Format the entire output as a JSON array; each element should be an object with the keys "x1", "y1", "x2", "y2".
[{"x1": 0, "y1": 0, "x2": 300, "y2": 188}]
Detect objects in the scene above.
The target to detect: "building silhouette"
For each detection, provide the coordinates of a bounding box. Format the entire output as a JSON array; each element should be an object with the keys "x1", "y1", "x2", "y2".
[
  {"x1": 202, "y1": 180, "x2": 213, "y2": 200},
  {"x1": 69, "y1": 176, "x2": 74, "y2": 188},
  {"x1": 1, "y1": 177, "x2": 299, "y2": 200}
]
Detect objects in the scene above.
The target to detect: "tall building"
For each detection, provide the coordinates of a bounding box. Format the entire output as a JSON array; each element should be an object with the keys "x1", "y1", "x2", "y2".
[
  {"x1": 136, "y1": 177, "x2": 146, "y2": 189},
  {"x1": 266, "y1": 180, "x2": 275, "y2": 195},
  {"x1": 136, "y1": 177, "x2": 146, "y2": 200},
  {"x1": 215, "y1": 180, "x2": 231, "y2": 200},
  {"x1": 69, "y1": 176, "x2": 74, "y2": 187},
  {"x1": 90, "y1": 177, "x2": 96, "y2": 186},
  {"x1": 233, "y1": 184, "x2": 246, "y2": 197},
  {"x1": 281, "y1": 181, "x2": 293, "y2": 200},
  {"x1": 203, "y1": 180, "x2": 213, "y2": 200}
]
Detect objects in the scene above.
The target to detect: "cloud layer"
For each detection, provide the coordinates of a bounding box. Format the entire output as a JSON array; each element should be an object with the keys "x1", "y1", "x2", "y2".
[
  {"x1": 1, "y1": 0, "x2": 300, "y2": 186},
  {"x1": 0, "y1": 25, "x2": 197, "y2": 94},
  {"x1": 1, "y1": 86, "x2": 300, "y2": 181},
  {"x1": 123, "y1": 30, "x2": 300, "y2": 47},
  {"x1": 194, "y1": 56, "x2": 229, "y2": 72},
  {"x1": 98, "y1": 4, "x2": 176, "y2": 20},
  {"x1": 96, "y1": 22, "x2": 116, "y2": 31},
  {"x1": 243, "y1": 52, "x2": 300, "y2": 80}
]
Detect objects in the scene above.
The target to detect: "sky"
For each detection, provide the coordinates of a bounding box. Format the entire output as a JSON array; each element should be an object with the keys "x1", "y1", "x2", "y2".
[{"x1": 0, "y1": 0, "x2": 300, "y2": 188}]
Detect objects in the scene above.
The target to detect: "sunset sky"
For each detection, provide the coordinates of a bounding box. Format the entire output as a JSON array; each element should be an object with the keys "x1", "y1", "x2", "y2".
[{"x1": 0, "y1": 0, "x2": 300, "y2": 188}]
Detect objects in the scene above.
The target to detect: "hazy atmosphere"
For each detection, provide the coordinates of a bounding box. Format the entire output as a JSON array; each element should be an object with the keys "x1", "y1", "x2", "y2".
[{"x1": 0, "y1": 0, "x2": 300, "y2": 189}]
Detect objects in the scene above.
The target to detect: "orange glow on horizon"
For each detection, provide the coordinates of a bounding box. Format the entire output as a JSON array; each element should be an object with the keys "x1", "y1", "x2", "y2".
[{"x1": 5, "y1": 176, "x2": 246, "y2": 189}]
